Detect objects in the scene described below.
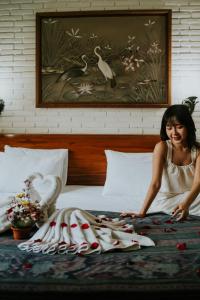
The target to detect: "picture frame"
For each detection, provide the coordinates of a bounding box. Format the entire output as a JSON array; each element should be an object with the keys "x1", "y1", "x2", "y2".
[{"x1": 36, "y1": 10, "x2": 171, "y2": 108}]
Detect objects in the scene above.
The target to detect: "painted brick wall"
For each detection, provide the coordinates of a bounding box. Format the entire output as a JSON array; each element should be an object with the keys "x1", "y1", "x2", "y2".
[{"x1": 0, "y1": 0, "x2": 200, "y2": 137}]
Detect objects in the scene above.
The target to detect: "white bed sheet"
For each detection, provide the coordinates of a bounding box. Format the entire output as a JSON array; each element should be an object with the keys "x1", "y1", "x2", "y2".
[
  {"x1": 0, "y1": 185, "x2": 142, "y2": 213},
  {"x1": 56, "y1": 185, "x2": 142, "y2": 212}
]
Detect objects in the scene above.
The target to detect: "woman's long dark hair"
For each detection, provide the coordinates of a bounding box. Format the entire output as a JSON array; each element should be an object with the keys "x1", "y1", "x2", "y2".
[{"x1": 160, "y1": 104, "x2": 198, "y2": 149}]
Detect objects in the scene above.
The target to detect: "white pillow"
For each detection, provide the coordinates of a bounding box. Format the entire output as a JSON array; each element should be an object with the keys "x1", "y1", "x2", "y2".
[
  {"x1": 0, "y1": 152, "x2": 63, "y2": 193},
  {"x1": 102, "y1": 150, "x2": 152, "y2": 197},
  {"x1": 4, "y1": 145, "x2": 68, "y2": 187}
]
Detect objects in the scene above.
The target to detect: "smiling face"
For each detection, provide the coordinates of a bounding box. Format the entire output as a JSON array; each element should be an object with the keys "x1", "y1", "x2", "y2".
[{"x1": 166, "y1": 118, "x2": 188, "y2": 146}]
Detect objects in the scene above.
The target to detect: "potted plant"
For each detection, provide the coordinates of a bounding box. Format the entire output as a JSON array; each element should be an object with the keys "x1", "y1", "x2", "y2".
[
  {"x1": 182, "y1": 96, "x2": 198, "y2": 114},
  {"x1": 6, "y1": 192, "x2": 44, "y2": 240}
]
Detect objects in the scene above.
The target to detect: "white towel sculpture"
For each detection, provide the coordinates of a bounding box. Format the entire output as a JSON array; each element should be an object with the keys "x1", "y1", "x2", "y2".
[{"x1": 18, "y1": 207, "x2": 155, "y2": 255}]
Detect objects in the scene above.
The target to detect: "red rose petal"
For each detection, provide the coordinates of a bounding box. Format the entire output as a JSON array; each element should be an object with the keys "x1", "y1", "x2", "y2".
[
  {"x1": 176, "y1": 242, "x2": 187, "y2": 250},
  {"x1": 165, "y1": 219, "x2": 174, "y2": 224},
  {"x1": 71, "y1": 223, "x2": 77, "y2": 228},
  {"x1": 50, "y1": 221, "x2": 56, "y2": 227},
  {"x1": 91, "y1": 242, "x2": 99, "y2": 249},
  {"x1": 81, "y1": 223, "x2": 89, "y2": 229},
  {"x1": 61, "y1": 222, "x2": 67, "y2": 228},
  {"x1": 23, "y1": 263, "x2": 32, "y2": 270}
]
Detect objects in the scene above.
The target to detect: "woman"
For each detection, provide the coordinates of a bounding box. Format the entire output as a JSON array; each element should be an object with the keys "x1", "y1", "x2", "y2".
[{"x1": 121, "y1": 104, "x2": 200, "y2": 221}]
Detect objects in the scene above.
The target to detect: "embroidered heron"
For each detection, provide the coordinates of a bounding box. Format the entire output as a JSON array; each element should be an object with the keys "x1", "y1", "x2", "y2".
[
  {"x1": 94, "y1": 46, "x2": 116, "y2": 88},
  {"x1": 56, "y1": 54, "x2": 88, "y2": 82}
]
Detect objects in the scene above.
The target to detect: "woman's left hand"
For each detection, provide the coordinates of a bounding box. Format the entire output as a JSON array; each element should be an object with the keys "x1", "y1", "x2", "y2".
[{"x1": 172, "y1": 203, "x2": 189, "y2": 221}]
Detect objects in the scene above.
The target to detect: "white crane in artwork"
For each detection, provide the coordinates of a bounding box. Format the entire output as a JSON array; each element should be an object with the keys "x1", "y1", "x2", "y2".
[{"x1": 94, "y1": 46, "x2": 116, "y2": 88}]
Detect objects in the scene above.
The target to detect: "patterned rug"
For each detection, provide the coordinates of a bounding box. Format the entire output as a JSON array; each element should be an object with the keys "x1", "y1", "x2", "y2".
[{"x1": 0, "y1": 211, "x2": 200, "y2": 295}]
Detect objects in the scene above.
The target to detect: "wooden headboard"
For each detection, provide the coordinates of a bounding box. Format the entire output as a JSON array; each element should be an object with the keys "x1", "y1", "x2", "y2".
[{"x1": 0, "y1": 134, "x2": 160, "y2": 185}]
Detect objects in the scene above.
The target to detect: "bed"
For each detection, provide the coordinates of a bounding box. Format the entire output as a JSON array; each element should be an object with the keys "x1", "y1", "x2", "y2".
[{"x1": 0, "y1": 134, "x2": 200, "y2": 300}]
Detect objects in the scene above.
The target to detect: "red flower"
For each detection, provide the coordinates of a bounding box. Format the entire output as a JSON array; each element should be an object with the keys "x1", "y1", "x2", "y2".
[
  {"x1": 61, "y1": 222, "x2": 67, "y2": 228},
  {"x1": 176, "y1": 242, "x2": 187, "y2": 250},
  {"x1": 91, "y1": 242, "x2": 99, "y2": 249},
  {"x1": 81, "y1": 223, "x2": 89, "y2": 229},
  {"x1": 50, "y1": 221, "x2": 56, "y2": 227},
  {"x1": 71, "y1": 223, "x2": 77, "y2": 228},
  {"x1": 23, "y1": 262, "x2": 32, "y2": 270}
]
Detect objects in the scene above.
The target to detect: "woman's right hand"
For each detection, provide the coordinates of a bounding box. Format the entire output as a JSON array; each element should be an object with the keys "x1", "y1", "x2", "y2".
[{"x1": 120, "y1": 211, "x2": 146, "y2": 218}]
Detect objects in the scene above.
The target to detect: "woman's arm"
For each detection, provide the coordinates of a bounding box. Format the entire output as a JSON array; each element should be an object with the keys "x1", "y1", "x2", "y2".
[
  {"x1": 172, "y1": 151, "x2": 200, "y2": 221},
  {"x1": 121, "y1": 141, "x2": 166, "y2": 218}
]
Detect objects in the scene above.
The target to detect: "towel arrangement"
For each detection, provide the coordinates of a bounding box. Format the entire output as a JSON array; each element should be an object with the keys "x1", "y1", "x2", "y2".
[{"x1": 18, "y1": 207, "x2": 155, "y2": 255}]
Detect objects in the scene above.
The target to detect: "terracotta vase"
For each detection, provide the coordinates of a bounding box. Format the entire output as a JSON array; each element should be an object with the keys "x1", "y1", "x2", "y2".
[{"x1": 11, "y1": 226, "x2": 32, "y2": 240}]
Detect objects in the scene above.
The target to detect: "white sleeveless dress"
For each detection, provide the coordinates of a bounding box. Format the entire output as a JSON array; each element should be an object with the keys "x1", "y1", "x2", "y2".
[{"x1": 149, "y1": 140, "x2": 200, "y2": 216}]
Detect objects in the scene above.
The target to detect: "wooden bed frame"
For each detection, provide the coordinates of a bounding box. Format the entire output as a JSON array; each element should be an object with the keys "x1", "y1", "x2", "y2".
[{"x1": 0, "y1": 134, "x2": 160, "y2": 185}]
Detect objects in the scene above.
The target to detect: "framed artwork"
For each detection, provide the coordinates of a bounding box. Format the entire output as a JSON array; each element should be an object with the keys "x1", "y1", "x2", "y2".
[{"x1": 36, "y1": 10, "x2": 171, "y2": 108}]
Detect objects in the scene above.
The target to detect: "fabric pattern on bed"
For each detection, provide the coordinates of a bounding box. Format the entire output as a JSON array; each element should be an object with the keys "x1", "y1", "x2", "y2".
[{"x1": 1, "y1": 211, "x2": 200, "y2": 294}]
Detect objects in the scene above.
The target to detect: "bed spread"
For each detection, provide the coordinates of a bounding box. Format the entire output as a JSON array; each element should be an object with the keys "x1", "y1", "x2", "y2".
[{"x1": 0, "y1": 211, "x2": 200, "y2": 295}]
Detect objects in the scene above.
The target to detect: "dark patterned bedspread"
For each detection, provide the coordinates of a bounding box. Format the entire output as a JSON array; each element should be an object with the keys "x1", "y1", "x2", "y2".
[{"x1": 0, "y1": 211, "x2": 200, "y2": 298}]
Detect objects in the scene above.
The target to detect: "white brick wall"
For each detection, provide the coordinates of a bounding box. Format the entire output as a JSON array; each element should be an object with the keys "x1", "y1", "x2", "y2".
[{"x1": 0, "y1": 0, "x2": 200, "y2": 137}]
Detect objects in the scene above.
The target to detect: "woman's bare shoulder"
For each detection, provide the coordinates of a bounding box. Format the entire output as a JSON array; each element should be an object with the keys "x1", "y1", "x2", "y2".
[{"x1": 154, "y1": 140, "x2": 167, "y2": 152}]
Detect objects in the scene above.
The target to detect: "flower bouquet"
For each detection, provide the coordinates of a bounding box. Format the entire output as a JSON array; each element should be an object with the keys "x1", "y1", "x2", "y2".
[{"x1": 6, "y1": 192, "x2": 44, "y2": 239}]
